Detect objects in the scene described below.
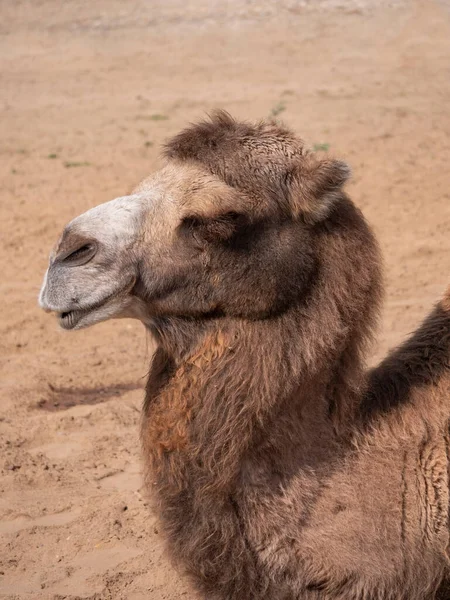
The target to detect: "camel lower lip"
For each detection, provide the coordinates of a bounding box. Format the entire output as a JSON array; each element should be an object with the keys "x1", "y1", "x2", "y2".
[
  {"x1": 59, "y1": 309, "x2": 86, "y2": 330},
  {"x1": 58, "y1": 301, "x2": 105, "y2": 330}
]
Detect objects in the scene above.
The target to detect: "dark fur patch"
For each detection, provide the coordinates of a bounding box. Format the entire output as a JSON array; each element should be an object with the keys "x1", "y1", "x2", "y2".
[{"x1": 360, "y1": 305, "x2": 450, "y2": 422}]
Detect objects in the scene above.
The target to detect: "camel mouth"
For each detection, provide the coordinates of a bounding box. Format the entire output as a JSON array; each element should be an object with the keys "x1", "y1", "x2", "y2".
[
  {"x1": 57, "y1": 294, "x2": 116, "y2": 330},
  {"x1": 56, "y1": 277, "x2": 137, "y2": 330},
  {"x1": 59, "y1": 308, "x2": 90, "y2": 330}
]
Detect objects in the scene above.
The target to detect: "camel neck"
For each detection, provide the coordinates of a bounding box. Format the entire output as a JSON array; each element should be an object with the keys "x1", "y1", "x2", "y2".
[{"x1": 143, "y1": 303, "x2": 366, "y2": 494}]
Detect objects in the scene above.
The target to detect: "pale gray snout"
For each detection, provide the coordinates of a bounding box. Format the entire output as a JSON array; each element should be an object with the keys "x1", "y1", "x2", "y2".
[{"x1": 38, "y1": 193, "x2": 150, "y2": 330}]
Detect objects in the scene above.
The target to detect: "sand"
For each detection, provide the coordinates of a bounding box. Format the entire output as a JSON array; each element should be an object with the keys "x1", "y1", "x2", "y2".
[{"x1": 1, "y1": 0, "x2": 449, "y2": 598}]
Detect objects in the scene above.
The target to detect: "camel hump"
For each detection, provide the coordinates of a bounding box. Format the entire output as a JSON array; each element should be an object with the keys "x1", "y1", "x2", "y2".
[{"x1": 361, "y1": 293, "x2": 450, "y2": 423}]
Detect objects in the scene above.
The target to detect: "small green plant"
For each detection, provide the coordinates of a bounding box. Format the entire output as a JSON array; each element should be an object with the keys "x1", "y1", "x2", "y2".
[
  {"x1": 150, "y1": 113, "x2": 169, "y2": 121},
  {"x1": 135, "y1": 113, "x2": 169, "y2": 121},
  {"x1": 11, "y1": 168, "x2": 18, "y2": 174},
  {"x1": 48, "y1": 153, "x2": 58, "y2": 159},
  {"x1": 64, "y1": 161, "x2": 91, "y2": 168},
  {"x1": 144, "y1": 141, "x2": 153, "y2": 148},
  {"x1": 270, "y1": 102, "x2": 286, "y2": 117},
  {"x1": 313, "y1": 143, "x2": 330, "y2": 152}
]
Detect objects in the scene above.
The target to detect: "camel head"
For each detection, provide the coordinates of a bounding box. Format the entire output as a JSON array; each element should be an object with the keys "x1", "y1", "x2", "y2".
[{"x1": 39, "y1": 112, "x2": 355, "y2": 331}]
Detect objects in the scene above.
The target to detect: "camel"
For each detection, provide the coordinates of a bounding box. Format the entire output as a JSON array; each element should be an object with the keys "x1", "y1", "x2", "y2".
[{"x1": 39, "y1": 112, "x2": 450, "y2": 600}]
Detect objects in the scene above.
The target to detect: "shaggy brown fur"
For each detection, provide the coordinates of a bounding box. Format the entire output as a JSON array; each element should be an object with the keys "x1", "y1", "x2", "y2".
[
  {"x1": 139, "y1": 114, "x2": 450, "y2": 599},
  {"x1": 39, "y1": 112, "x2": 450, "y2": 599}
]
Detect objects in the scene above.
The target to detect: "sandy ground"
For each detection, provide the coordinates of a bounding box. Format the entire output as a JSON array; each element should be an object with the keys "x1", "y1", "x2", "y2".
[{"x1": 1, "y1": 0, "x2": 450, "y2": 598}]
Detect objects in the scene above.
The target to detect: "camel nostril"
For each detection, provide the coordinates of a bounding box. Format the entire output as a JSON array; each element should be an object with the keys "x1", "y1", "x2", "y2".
[{"x1": 62, "y1": 242, "x2": 97, "y2": 266}]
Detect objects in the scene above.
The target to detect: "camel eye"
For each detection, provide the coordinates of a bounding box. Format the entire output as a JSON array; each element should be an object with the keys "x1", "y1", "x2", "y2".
[
  {"x1": 181, "y1": 212, "x2": 247, "y2": 246},
  {"x1": 62, "y1": 243, "x2": 97, "y2": 265}
]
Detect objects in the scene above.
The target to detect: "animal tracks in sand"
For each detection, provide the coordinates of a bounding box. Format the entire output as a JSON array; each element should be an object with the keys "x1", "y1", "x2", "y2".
[
  {"x1": 0, "y1": 544, "x2": 142, "y2": 598},
  {"x1": 29, "y1": 440, "x2": 85, "y2": 461},
  {"x1": 97, "y1": 460, "x2": 143, "y2": 493},
  {"x1": 0, "y1": 507, "x2": 81, "y2": 535},
  {"x1": 45, "y1": 545, "x2": 142, "y2": 597}
]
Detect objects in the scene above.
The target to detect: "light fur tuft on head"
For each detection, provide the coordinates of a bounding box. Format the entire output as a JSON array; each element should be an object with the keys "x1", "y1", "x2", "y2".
[{"x1": 165, "y1": 111, "x2": 350, "y2": 224}]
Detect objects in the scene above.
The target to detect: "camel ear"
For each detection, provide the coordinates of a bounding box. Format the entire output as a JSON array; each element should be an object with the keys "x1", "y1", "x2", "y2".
[{"x1": 288, "y1": 158, "x2": 351, "y2": 223}]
